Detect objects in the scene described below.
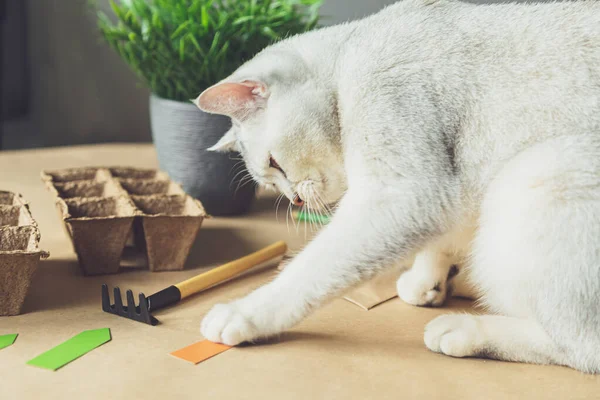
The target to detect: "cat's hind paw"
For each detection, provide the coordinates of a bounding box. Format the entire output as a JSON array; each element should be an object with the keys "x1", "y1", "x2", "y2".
[
  {"x1": 200, "y1": 303, "x2": 258, "y2": 346},
  {"x1": 424, "y1": 314, "x2": 483, "y2": 358},
  {"x1": 396, "y1": 265, "x2": 458, "y2": 307}
]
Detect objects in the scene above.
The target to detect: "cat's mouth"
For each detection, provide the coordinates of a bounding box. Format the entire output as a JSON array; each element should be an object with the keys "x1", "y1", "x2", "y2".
[
  {"x1": 291, "y1": 180, "x2": 331, "y2": 212},
  {"x1": 292, "y1": 194, "x2": 304, "y2": 207}
]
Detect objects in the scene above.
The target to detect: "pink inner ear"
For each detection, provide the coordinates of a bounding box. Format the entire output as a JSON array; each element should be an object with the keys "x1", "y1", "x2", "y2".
[{"x1": 196, "y1": 81, "x2": 267, "y2": 118}]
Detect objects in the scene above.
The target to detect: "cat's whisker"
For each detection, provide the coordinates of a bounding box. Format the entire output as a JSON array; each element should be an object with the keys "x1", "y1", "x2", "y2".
[
  {"x1": 299, "y1": 184, "x2": 311, "y2": 235},
  {"x1": 234, "y1": 173, "x2": 255, "y2": 196},
  {"x1": 286, "y1": 201, "x2": 291, "y2": 233},
  {"x1": 287, "y1": 200, "x2": 296, "y2": 233},
  {"x1": 275, "y1": 193, "x2": 285, "y2": 222},
  {"x1": 274, "y1": 193, "x2": 282, "y2": 209},
  {"x1": 234, "y1": 174, "x2": 252, "y2": 193},
  {"x1": 240, "y1": 173, "x2": 255, "y2": 185},
  {"x1": 230, "y1": 158, "x2": 245, "y2": 166},
  {"x1": 233, "y1": 175, "x2": 249, "y2": 194},
  {"x1": 303, "y1": 186, "x2": 319, "y2": 230},
  {"x1": 312, "y1": 198, "x2": 325, "y2": 229},
  {"x1": 229, "y1": 171, "x2": 250, "y2": 189},
  {"x1": 230, "y1": 167, "x2": 250, "y2": 190},
  {"x1": 305, "y1": 185, "x2": 317, "y2": 235},
  {"x1": 304, "y1": 197, "x2": 313, "y2": 234},
  {"x1": 317, "y1": 191, "x2": 331, "y2": 213},
  {"x1": 229, "y1": 161, "x2": 247, "y2": 179},
  {"x1": 302, "y1": 201, "x2": 308, "y2": 238},
  {"x1": 297, "y1": 205, "x2": 302, "y2": 235},
  {"x1": 230, "y1": 166, "x2": 245, "y2": 180},
  {"x1": 307, "y1": 192, "x2": 318, "y2": 233},
  {"x1": 313, "y1": 190, "x2": 332, "y2": 227},
  {"x1": 230, "y1": 159, "x2": 246, "y2": 172},
  {"x1": 230, "y1": 165, "x2": 247, "y2": 180},
  {"x1": 285, "y1": 195, "x2": 294, "y2": 233},
  {"x1": 315, "y1": 191, "x2": 333, "y2": 218},
  {"x1": 295, "y1": 194, "x2": 303, "y2": 235},
  {"x1": 312, "y1": 193, "x2": 325, "y2": 230},
  {"x1": 313, "y1": 192, "x2": 331, "y2": 227}
]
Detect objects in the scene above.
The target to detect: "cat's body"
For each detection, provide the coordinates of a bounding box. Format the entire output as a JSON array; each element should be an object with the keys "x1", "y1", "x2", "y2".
[{"x1": 196, "y1": 0, "x2": 600, "y2": 373}]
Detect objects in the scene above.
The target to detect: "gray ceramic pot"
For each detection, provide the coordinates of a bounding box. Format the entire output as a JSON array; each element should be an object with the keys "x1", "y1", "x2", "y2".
[{"x1": 149, "y1": 94, "x2": 255, "y2": 216}]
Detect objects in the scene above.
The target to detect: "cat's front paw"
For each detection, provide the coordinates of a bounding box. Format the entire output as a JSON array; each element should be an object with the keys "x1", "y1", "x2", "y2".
[
  {"x1": 200, "y1": 303, "x2": 258, "y2": 346},
  {"x1": 424, "y1": 314, "x2": 483, "y2": 358}
]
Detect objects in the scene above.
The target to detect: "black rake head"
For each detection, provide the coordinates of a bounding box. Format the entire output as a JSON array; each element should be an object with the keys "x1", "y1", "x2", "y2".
[{"x1": 101, "y1": 284, "x2": 159, "y2": 326}]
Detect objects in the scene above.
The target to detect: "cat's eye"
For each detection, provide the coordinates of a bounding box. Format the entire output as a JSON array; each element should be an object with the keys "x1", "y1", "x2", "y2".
[{"x1": 269, "y1": 156, "x2": 286, "y2": 176}]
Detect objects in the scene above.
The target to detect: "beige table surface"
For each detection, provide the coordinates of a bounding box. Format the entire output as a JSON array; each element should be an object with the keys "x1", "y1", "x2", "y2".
[{"x1": 1, "y1": 144, "x2": 598, "y2": 400}]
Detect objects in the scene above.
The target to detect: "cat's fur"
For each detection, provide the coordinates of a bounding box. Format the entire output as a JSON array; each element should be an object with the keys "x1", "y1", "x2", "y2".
[{"x1": 195, "y1": 0, "x2": 600, "y2": 373}]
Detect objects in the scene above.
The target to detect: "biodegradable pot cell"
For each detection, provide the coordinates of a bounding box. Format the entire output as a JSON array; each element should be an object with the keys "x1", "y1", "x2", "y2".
[
  {"x1": 150, "y1": 94, "x2": 255, "y2": 216},
  {"x1": 0, "y1": 192, "x2": 48, "y2": 316},
  {"x1": 60, "y1": 197, "x2": 136, "y2": 276},
  {"x1": 53, "y1": 180, "x2": 123, "y2": 199},
  {"x1": 43, "y1": 167, "x2": 105, "y2": 182},
  {"x1": 42, "y1": 167, "x2": 207, "y2": 275},
  {"x1": 132, "y1": 195, "x2": 204, "y2": 272},
  {"x1": 118, "y1": 178, "x2": 184, "y2": 196}
]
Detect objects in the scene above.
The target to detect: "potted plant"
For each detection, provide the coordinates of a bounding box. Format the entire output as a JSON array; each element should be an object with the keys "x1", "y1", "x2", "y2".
[{"x1": 97, "y1": 0, "x2": 323, "y2": 215}]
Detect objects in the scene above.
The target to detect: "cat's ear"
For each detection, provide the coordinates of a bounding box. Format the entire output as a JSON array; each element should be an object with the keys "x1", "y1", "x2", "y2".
[
  {"x1": 194, "y1": 80, "x2": 269, "y2": 120},
  {"x1": 207, "y1": 126, "x2": 240, "y2": 153}
]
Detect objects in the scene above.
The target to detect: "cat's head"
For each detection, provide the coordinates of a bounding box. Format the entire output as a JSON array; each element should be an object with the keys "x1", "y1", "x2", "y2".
[{"x1": 194, "y1": 47, "x2": 346, "y2": 210}]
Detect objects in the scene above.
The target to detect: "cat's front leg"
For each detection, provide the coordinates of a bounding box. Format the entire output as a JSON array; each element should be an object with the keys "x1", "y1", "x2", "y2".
[{"x1": 201, "y1": 186, "x2": 452, "y2": 345}]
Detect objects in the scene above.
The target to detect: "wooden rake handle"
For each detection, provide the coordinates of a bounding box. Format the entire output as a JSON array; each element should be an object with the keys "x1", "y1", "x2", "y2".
[
  {"x1": 147, "y1": 241, "x2": 288, "y2": 311},
  {"x1": 176, "y1": 241, "x2": 287, "y2": 298}
]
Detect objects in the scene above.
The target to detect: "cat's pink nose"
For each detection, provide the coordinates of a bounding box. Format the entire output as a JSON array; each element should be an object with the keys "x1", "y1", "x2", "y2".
[{"x1": 293, "y1": 195, "x2": 304, "y2": 207}]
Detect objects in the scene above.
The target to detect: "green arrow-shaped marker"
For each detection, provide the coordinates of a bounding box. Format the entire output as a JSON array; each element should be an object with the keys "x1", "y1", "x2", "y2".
[
  {"x1": 27, "y1": 328, "x2": 111, "y2": 371},
  {"x1": 0, "y1": 334, "x2": 18, "y2": 350},
  {"x1": 294, "y1": 210, "x2": 331, "y2": 224}
]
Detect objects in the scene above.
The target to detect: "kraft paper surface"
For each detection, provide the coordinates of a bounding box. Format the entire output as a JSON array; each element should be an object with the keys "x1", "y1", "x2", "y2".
[
  {"x1": 344, "y1": 267, "x2": 404, "y2": 310},
  {"x1": 1, "y1": 144, "x2": 598, "y2": 399}
]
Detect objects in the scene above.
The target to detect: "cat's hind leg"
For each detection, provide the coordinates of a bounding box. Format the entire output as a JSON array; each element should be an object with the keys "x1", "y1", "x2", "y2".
[
  {"x1": 396, "y1": 228, "x2": 475, "y2": 307},
  {"x1": 424, "y1": 314, "x2": 566, "y2": 366},
  {"x1": 425, "y1": 135, "x2": 600, "y2": 373},
  {"x1": 396, "y1": 245, "x2": 459, "y2": 307}
]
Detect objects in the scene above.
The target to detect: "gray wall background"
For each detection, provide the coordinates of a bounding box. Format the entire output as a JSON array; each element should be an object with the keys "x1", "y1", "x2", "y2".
[{"x1": 2, "y1": 0, "x2": 494, "y2": 149}]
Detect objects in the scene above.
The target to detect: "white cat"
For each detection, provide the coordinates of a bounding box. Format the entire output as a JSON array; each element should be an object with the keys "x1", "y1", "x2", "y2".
[{"x1": 195, "y1": 0, "x2": 600, "y2": 373}]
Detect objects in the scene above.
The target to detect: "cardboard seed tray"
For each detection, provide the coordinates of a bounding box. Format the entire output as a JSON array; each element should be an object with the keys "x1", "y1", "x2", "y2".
[
  {"x1": 41, "y1": 167, "x2": 207, "y2": 275},
  {"x1": 0, "y1": 191, "x2": 49, "y2": 316}
]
